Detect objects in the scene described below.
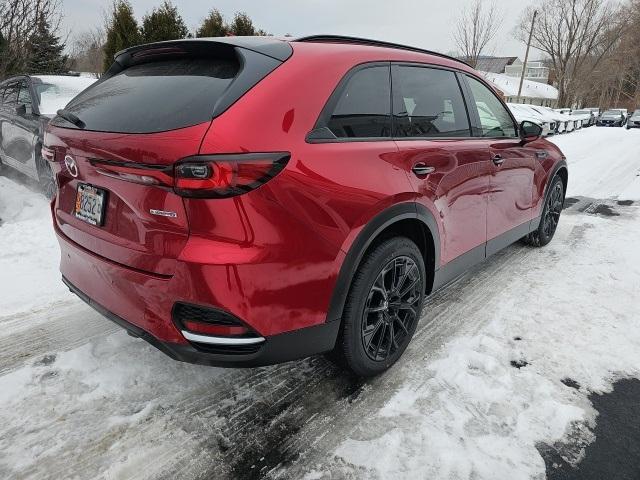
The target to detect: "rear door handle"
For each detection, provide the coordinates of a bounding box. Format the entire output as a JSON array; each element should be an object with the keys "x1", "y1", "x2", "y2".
[
  {"x1": 492, "y1": 154, "x2": 504, "y2": 166},
  {"x1": 412, "y1": 163, "x2": 435, "y2": 176}
]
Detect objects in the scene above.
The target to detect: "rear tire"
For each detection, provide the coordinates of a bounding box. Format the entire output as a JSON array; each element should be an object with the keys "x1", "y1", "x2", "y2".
[
  {"x1": 524, "y1": 175, "x2": 564, "y2": 247},
  {"x1": 336, "y1": 237, "x2": 426, "y2": 377}
]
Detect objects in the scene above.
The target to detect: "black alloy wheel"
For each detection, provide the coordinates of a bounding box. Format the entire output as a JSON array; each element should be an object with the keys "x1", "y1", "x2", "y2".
[
  {"x1": 524, "y1": 175, "x2": 564, "y2": 247},
  {"x1": 362, "y1": 256, "x2": 422, "y2": 362},
  {"x1": 336, "y1": 237, "x2": 426, "y2": 377},
  {"x1": 542, "y1": 181, "x2": 563, "y2": 240}
]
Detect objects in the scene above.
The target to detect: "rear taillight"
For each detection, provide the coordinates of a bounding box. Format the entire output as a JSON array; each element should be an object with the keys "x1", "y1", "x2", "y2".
[
  {"x1": 41, "y1": 145, "x2": 56, "y2": 163},
  {"x1": 88, "y1": 152, "x2": 289, "y2": 198},
  {"x1": 174, "y1": 152, "x2": 289, "y2": 198}
]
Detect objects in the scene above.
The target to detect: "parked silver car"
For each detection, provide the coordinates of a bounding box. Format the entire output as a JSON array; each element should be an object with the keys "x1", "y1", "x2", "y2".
[
  {"x1": 0, "y1": 75, "x2": 95, "y2": 197},
  {"x1": 626, "y1": 109, "x2": 640, "y2": 129}
]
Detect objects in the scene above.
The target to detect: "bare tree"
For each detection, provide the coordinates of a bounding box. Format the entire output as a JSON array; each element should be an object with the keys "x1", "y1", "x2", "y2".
[
  {"x1": 68, "y1": 27, "x2": 105, "y2": 77},
  {"x1": 454, "y1": 0, "x2": 501, "y2": 68},
  {"x1": 0, "y1": 0, "x2": 63, "y2": 78},
  {"x1": 515, "y1": 0, "x2": 625, "y2": 107}
]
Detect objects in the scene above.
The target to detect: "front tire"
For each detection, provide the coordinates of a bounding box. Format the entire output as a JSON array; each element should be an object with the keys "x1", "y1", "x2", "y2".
[
  {"x1": 337, "y1": 237, "x2": 426, "y2": 377},
  {"x1": 524, "y1": 176, "x2": 564, "y2": 247}
]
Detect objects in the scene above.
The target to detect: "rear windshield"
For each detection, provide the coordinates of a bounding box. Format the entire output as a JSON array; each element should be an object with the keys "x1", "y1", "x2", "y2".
[{"x1": 61, "y1": 58, "x2": 238, "y2": 133}]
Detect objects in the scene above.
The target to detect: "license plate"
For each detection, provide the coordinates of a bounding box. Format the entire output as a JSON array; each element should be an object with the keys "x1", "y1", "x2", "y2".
[{"x1": 74, "y1": 184, "x2": 107, "y2": 226}]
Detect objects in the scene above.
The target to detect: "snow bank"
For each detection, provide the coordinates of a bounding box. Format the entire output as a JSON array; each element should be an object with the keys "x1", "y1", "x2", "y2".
[
  {"x1": 549, "y1": 128, "x2": 640, "y2": 199},
  {"x1": 0, "y1": 177, "x2": 73, "y2": 319},
  {"x1": 481, "y1": 71, "x2": 558, "y2": 100}
]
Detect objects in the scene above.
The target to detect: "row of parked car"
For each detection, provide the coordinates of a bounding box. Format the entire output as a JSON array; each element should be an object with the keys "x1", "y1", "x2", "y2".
[{"x1": 507, "y1": 103, "x2": 640, "y2": 136}]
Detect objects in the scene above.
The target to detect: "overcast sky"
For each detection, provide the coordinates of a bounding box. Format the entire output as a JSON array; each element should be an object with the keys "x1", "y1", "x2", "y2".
[{"x1": 60, "y1": 0, "x2": 542, "y2": 59}]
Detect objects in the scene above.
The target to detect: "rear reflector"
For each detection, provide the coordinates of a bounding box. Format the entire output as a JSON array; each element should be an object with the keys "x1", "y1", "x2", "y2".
[{"x1": 182, "y1": 320, "x2": 249, "y2": 337}]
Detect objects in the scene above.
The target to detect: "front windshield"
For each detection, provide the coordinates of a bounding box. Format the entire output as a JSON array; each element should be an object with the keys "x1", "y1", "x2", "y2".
[
  {"x1": 573, "y1": 110, "x2": 589, "y2": 114},
  {"x1": 602, "y1": 110, "x2": 619, "y2": 116},
  {"x1": 633, "y1": 110, "x2": 640, "y2": 116},
  {"x1": 32, "y1": 77, "x2": 95, "y2": 115}
]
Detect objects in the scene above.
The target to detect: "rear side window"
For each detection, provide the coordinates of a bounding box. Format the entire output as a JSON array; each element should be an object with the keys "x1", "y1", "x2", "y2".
[
  {"x1": 466, "y1": 76, "x2": 517, "y2": 138},
  {"x1": 63, "y1": 58, "x2": 239, "y2": 133},
  {"x1": 326, "y1": 66, "x2": 391, "y2": 139},
  {"x1": 392, "y1": 66, "x2": 470, "y2": 137}
]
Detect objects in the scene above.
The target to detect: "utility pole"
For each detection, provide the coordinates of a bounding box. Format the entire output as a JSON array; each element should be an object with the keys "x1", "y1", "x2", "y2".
[{"x1": 517, "y1": 9, "x2": 537, "y2": 103}]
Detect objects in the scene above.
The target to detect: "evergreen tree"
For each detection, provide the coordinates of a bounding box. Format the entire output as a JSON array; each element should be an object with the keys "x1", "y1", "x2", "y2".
[
  {"x1": 103, "y1": 0, "x2": 141, "y2": 72},
  {"x1": 196, "y1": 9, "x2": 228, "y2": 38},
  {"x1": 140, "y1": 1, "x2": 188, "y2": 43},
  {"x1": 26, "y1": 15, "x2": 68, "y2": 74},
  {"x1": 229, "y1": 12, "x2": 257, "y2": 36}
]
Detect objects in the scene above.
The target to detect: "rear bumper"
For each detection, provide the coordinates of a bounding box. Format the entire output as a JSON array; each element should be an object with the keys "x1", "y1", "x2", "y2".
[
  {"x1": 54, "y1": 215, "x2": 341, "y2": 367},
  {"x1": 63, "y1": 275, "x2": 340, "y2": 367}
]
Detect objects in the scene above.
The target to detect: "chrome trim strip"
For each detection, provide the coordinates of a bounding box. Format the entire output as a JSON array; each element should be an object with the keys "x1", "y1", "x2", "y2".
[{"x1": 181, "y1": 331, "x2": 265, "y2": 345}]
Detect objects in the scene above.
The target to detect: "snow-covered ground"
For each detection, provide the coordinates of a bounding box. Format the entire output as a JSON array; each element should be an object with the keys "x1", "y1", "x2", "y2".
[{"x1": 0, "y1": 127, "x2": 639, "y2": 480}]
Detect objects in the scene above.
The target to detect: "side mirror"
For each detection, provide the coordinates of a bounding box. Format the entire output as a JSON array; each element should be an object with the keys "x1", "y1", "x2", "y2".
[
  {"x1": 15, "y1": 104, "x2": 27, "y2": 116},
  {"x1": 520, "y1": 120, "x2": 542, "y2": 143}
]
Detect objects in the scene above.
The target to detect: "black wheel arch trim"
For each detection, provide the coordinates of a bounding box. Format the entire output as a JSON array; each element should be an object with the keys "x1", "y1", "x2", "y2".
[
  {"x1": 544, "y1": 159, "x2": 568, "y2": 206},
  {"x1": 326, "y1": 202, "x2": 440, "y2": 323}
]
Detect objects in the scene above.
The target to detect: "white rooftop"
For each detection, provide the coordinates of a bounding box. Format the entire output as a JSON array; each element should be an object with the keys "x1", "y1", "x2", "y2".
[{"x1": 479, "y1": 71, "x2": 558, "y2": 100}]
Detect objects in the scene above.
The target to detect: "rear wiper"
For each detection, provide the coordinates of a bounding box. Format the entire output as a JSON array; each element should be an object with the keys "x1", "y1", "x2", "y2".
[{"x1": 56, "y1": 109, "x2": 86, "y2": 129}]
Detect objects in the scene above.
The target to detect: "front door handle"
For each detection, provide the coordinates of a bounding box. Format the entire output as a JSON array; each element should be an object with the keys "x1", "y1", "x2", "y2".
[
  {"x1": 412, "y1": 163, "x2": 435, "y2": 176},
  {"x1": 492, "y1": 154, "x2": 504, "y2": 166}
]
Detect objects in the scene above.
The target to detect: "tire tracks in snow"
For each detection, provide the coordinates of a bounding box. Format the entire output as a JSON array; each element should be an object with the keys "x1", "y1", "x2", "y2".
[
  {"x1": 0, "y1": 301, "x2": 118, "y2": 375},
  {"x1": 148, "y1": 242, "x2": 538, "y2": 480},
  {"x1": 0, "y1": 207, "x2": 600, "y2": 480}
]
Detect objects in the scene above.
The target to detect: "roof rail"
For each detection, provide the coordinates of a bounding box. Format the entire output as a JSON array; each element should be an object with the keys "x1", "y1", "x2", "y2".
[{"x1": 294, "y1": 35, "x2": 471, "y2": 67}]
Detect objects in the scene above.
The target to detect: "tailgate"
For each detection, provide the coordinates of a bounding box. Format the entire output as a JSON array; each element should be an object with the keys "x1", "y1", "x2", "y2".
[{"x1": 46, "y1": 123, "x2": 210, "y2": 276}]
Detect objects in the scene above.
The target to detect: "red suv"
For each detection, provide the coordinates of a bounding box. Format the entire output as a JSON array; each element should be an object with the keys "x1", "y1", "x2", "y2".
[{"x1": 45, "y1": 36, "x2": 567, "y2": 376}]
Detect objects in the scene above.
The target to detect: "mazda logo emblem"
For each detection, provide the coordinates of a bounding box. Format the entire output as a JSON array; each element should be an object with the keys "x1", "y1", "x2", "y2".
[{"x1": 64, "y1": 155, "x2": 78, "y2": 178}]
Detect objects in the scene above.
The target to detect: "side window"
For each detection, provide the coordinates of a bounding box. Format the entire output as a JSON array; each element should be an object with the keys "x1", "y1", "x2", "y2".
[
  {"x1": 392, "y1": 66, "x2": 470, "y2": 137},
  {"x1": 326, "y1": 66, "x2": 391, "y2": 139},
  {"x1": 466, "y1": 76, "x2": 517, "y2": 137},
  {"x1": 17, "y1": 82, "x2": 33, "y2": 108},
  {"x1": 2, "y1": 83, "x2": 19, "y2": 108}
]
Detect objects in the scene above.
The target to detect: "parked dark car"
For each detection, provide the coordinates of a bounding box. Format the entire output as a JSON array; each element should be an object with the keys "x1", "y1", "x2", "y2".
[
  {"x1": 45, "y1": 36, "x2": 568, "y2": 376},
  {"x1": 597, "y1": 110, "x2": 626, "y2": 127},
  {"x1": 626, "y1": 109, "x2": 640, "y2": 129},
  {"x1": 0, "y1": 75, "x2": 94, "y2": 197}
]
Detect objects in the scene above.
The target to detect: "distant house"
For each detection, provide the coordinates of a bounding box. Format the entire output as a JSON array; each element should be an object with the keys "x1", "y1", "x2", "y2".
[
  {"x1": 457, "y1": 55, "x2": 558, "y2": 106},
  {"x1": 504, "y1": 60, "x2": 550, "y2": 84},
  {"x1": 481, "y1": 72, "x2": 558, "y2": 107},
  {"x1": 459, "y1": 56, "x2": 551, "y2": 84}
]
